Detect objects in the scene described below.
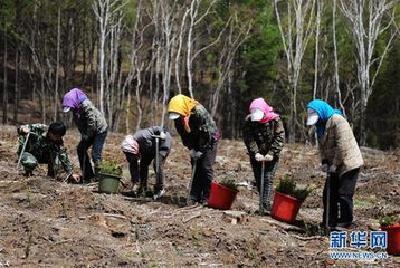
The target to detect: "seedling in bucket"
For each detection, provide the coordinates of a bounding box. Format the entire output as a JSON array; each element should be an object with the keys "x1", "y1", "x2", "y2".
[
  {"x1": 97, "y1": 160, "x2": 123, "y2": 194},
  {"x1": 380, "y1": 214, "x2": 400, "y2": 255},
  {"x1": 208, "y1": 179, "x2": 239, "y2": 210},
  {"x1": 271, "y1": 177, "x2": 313, "y2": 223}
]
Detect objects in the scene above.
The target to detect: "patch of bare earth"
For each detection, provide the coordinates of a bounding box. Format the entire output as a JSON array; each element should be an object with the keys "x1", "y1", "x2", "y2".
[{"x1": 0, "y1": 126, "x2": 399, "y2": 267}]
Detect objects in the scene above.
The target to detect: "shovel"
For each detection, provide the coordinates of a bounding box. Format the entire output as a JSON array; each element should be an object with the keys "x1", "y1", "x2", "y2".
[
  {"x1": 259, "y1": 160, "x2": 266, "y2": 215},
  {"x1": 17, "y1": 132, "x2": 31, "y2": 170},
  {"x1": 187, "y1": 159, "x2": 198, "y2": 205},
  {"x1": 152, "y1": 134, "x2": 164, "y2": 200},
  {"x1": 325, "y1": 171, "x2": 331, "y2": 231}
]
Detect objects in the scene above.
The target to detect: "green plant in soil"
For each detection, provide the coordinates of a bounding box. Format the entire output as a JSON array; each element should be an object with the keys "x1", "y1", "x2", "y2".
[
  {"x1": 292, "y1": 188, "x2": 312, "y2": 202},
  {"x1": 275, "y1": 177, "x2": 312, "y2": 202},
  {"x1": 97, "y1": 160, "x2": 123, "y2": 176},
  {"x1": 275, "y1": 177, "x2": 296, "y2": 195},
  {"x1": 379, "y1": 215, "x2": 400, "y2": 227},
  {"x1": 219, "y1": 178, "x2": 238, "y2": 191}
]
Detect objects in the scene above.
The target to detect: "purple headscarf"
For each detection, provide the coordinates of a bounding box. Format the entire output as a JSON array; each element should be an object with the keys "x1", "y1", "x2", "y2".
[{"x1": 63, "y1": 88, "x2": 88, "y2": 111}]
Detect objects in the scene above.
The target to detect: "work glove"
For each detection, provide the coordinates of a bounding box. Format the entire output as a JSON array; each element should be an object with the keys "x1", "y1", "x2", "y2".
[
  {"x1": 329, "y1": 164, "x2": 337, "y2": 173},
  {"x1": 264, "y1": 154, "x2": 274, "y2": 162},
  {"x1": 255, "y1": 153, "x2": 265, "y2": 162},
  {"x1": 321, "y1": 163, "x2": 329, "y2": 173},
  {"x1": 159, "y1": 131, "x2": 166, "y2": 139},
  {"x1": 190, "y1": 150, "x2": 203, "y2": 160},
  {"x1": 19, "y1": 126, "x2": 30, "y2": 135},
  {"x1": 67, "y1": 173, "x2": 81, "y2": 183}
]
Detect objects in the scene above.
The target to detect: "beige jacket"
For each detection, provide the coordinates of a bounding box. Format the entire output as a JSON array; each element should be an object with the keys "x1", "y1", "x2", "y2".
[{"x1": 319, "y1": 114, "x2": 363, "y2": 175}]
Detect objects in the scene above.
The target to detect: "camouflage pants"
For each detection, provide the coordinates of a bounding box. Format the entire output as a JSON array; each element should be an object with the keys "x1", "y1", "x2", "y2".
[
  {"x1": 250, "y1": 158, "x2": 279, "y2": 211},
  {"x1": 20, "y1": 151, "x2": 61, "y2": 177}
]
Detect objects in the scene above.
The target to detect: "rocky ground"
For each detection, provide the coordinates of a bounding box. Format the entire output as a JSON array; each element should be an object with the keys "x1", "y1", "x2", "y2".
[{"x1": 0, "y1": 125, "x2": 399, "y2": 267}]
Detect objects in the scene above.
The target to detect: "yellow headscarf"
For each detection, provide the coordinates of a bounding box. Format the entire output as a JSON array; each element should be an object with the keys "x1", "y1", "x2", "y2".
[{"x1": 168, "y1": 94, "x2": 198, "y2": 117}]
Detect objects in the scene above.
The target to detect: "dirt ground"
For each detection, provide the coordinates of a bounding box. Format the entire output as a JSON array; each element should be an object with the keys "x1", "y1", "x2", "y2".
[{"x1": 0, "y1": 125, "x2": 399, "y2": 267}]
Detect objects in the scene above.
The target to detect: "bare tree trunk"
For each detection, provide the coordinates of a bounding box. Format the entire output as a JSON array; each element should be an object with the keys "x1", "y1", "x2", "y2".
[
  {"x1": 210, "y1": 17, "x2": 250, "y2": 117},
  {"x1": 313, "y1": 0, "x2": 322, "y2": 99},
  {"x1": 82, "y1": 15, "x2": 88, "y2": 85},
  {"x1": 340, "y1": 0, "x2": 396, "y2": 144},
  {"x1": 135, "y1": 65, "x2": 143, "y2": 132},
  {"x1": 175, "y1": 9, "x2": 189, "y2": 94},
  {"x1": 186, "y1": 0, "x2": 217, "y2": 98},
  {"x1": 55, "y1": 6, "x2": 61, "y2": 121},
  {"x1": 274, "y1": 0, "x2": 316, "y2": 142},
  {"x1": 125, "y1": 89, "x2": 131, "y2": 134},
  {"x1": 14, "y1": 48, "x2": 20, "y2": 123},
  {"x1": 2, "y1": 28, "x2": 8, "y2": 124},
  {"x1": 40, "y1": 73, "x2": 46, "y2": 124},
  {"x1": 333, "y1": 0, "x2": 345, "y2": 115}
]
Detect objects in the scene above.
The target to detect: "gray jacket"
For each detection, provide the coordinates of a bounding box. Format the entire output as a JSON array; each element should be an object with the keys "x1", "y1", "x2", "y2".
[{"x1": 133, "y1": 126, "x2": 172, "y2": 157}]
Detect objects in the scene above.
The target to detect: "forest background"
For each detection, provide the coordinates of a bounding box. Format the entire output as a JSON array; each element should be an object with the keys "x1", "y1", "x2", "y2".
[{"x1": 1, "y1": 0, "x2": 400, "y2": 149}]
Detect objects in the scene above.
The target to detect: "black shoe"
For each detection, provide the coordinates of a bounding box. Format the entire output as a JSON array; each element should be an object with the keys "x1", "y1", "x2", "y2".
[
  {"x1": 153, "y1": 189, "x2": 165, "y2": 200},
  {"x1": 187, "y1": 199, "x2": 200, "y2": 206}
]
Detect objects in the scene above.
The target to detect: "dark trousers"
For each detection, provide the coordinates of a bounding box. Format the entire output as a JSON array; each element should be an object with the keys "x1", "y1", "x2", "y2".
[
  {"x1": 250, "y1": 158, "x2": 279, "y2": 210},
  {"x1": 77, "y1": 131, "x2": 107, "y2": 180},
  {"x1": 323, "y1": 168, "x2": 359, "y2": 227},
  {"x1": 124, "y1": 152, "x2": 166, "y2": 191},
  {"x1": 189, "y1": 144, "x2": 218, "y2": 203}
]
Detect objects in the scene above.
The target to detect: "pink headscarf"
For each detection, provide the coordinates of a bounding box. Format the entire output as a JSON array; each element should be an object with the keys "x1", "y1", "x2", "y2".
[
  {"x1": 249, "y1": 98, "x2": 279, "y2": 123},
  {"x1": 121, "y1": 135, "x2": 140, "y2": 155}
]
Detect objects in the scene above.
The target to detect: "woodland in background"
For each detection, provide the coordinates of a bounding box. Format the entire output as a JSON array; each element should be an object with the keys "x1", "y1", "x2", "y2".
[{"x1": 1, "y1": 0, "x2": 400, "y2": 149}]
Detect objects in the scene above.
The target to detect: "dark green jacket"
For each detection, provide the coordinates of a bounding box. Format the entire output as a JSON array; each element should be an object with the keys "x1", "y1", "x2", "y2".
[
  {"x1": 174, "y1": 104, "x2": 219, "y2": 152},
  {"x1": 18, "y1": 124, "x2": 73, "y2": 175},
  {"x1": 73, "y1": 99, "x2": 107, "y2": 139},
  {"x1": 243, "y1": 117, "x2": 285, "y2": 159}
]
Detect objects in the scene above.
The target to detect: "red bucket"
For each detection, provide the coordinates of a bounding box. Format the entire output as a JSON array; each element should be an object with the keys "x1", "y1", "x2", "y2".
[
  {"x1": 208, "y1": 181, "x2": 238, "y2": 210},
  {"x1": 381, "y1": 224, "x2": 400, "y2": 255},
  {"x1": 271, "y1": 191, "x2": 302, "y2": 223}
]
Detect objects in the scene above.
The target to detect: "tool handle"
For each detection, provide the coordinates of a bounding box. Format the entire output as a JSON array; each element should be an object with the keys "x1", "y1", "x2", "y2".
[{"x1": 259, "y1": 161, "x2": 265, "y2": 214}]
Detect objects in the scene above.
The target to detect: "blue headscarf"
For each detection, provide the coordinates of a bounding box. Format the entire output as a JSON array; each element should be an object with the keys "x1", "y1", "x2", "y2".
[{"x1": 307, "y1": 99, "x2": 342, "y2": 137}]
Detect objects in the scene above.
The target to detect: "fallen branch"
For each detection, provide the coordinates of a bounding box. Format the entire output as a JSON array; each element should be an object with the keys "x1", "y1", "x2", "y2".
[
  {"x1": 292, "y1": 235, "x2": 325, "y2": 241},
  {"x1": 182, "y1": 212, "x2": 201, "y2": 223},
  {"x1": 55, "y1": 239, "x2": 74, "y2": 244},
  {"x1": 103, "y1": 213, "x2": 128, "y2": 220},
  {"x1": 259, "y1": 218, "x2": 304, "y2": 233}
]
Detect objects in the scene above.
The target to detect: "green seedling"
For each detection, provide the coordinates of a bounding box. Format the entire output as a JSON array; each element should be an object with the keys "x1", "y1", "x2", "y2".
[
  {"x1": 219, "y1": 178, "x2": 238, "y2": 191},
  {"x1": 379, "y1": 215, "x2": 400, "y2": 227},
  {"x1": 97, "y1": 160, "x2": 123, "y2": 176},
  {"x1": 276, "y1": 177, "x2": 313, "y2": 202}
]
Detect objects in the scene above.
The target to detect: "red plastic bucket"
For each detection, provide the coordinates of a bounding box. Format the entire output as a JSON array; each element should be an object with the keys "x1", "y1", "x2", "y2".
[
  {"x1": 271, "y1": 191, "x2": 302, "y2": 223},
  {"x1": 381, "y1": 224, "x2": 400, "y2": 255},
  {"x1": 208, "y1": 181, "x2": 238, "y2": 210}
]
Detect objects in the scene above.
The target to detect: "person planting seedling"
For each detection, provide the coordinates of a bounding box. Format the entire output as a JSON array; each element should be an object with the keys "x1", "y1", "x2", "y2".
[
  {"x1": 168, "y1": 94, "x2": 220, "y2": 206},
  {"x1": 306, "y1": 99, "x2": 363, "y2": 230},
  {"x1": 63, "y1": 88, "x2": 108, "y2": 183},
  {"x1": 16, "y1": 122, "x2": 79, "y2": 182},
  {"x1": 121, "y1": 126, "x2": 171, "y2": 199},
  {"x1": 243, "y1": 98, "x2": 285, "y2": 215}
]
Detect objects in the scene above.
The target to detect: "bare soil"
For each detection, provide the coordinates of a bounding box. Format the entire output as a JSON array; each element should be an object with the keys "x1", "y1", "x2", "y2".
[{"x1": 0, "y1": 125, "x2": 399, "y2": 267}]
